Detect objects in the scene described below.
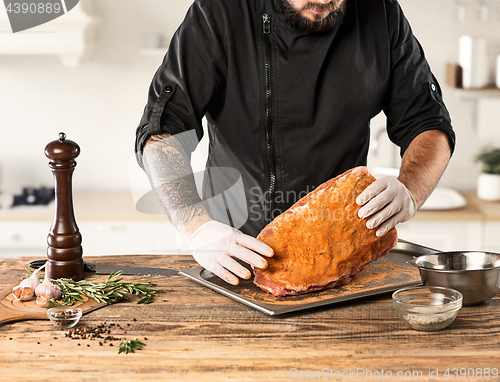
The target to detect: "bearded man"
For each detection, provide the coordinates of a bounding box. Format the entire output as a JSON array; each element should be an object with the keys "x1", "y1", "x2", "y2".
[{"x1": 135, "y1": 0, "x2": 455, "y2": 285}]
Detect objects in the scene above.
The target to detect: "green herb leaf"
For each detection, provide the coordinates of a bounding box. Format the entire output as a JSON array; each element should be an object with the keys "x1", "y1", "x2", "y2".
[
  {"x1": 118, "y1": 339, "x2": 146, "y2": 354},
  {"x1": 475, "y1": 146, "x2": 500, "y2": 175}
]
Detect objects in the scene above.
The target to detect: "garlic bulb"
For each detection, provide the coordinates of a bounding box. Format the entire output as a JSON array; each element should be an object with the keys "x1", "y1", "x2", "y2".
[
  {"x1": 12, "y1": 286, "x2": 35, "y2": 301},
  {"x1": 12, "y1": 264, "x2": 44, "y2": 301},
  {"x1": 35, "y1": 263, "x2": 62, "y2": 307}
]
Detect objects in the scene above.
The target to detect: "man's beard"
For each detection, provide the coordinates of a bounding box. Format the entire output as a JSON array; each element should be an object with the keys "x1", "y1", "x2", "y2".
[{"x1": 278, "y1": 0, "x2": 347, "y2": 34}]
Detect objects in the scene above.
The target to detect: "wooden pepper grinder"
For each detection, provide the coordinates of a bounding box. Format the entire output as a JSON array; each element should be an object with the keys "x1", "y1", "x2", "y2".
[{"x1": 44, "y1": 132, "x2": 84, "y2": 281}]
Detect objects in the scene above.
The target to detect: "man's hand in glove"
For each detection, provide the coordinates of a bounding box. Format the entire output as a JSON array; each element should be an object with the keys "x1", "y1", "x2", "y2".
[
  {"x1": 186, "y1": 220, "x2": 274, "y2": 285},
  {"x1": 356, "y1": 176, "x2": 417, "y2": 237}
]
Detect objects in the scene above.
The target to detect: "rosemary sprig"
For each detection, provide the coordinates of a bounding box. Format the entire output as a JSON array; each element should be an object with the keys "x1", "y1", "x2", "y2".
[
  {"x1": 118, "y1": 339, "x2": 146, "y2": 354},
  {"x1": 46, "y1": 271, "x2": 162, "y2": 308}
]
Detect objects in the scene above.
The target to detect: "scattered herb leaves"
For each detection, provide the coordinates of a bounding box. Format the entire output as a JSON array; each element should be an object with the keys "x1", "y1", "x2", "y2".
[{"x1": 118, "y1": 339, "x2": 146, "y2": 354}]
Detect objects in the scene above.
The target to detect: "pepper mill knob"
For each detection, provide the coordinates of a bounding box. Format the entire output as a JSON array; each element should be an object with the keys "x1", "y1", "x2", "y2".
[
  {"x1": 45, "y1": 132, "x2": 84, "y2": 281},
  {"x1": 45, "y1": 132, "x2": 80, "y2": 162}
]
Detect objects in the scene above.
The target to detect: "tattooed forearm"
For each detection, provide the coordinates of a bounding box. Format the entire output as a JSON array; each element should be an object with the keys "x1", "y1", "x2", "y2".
[
  {"x1": 142, "y1": 132, "x2": 209, "y2": 231},
  {"x1": 159, "y1": 174, "x2": 206, "y2": 226},
  {"x1": 145, "y1": 133, "x2": 190, "y2": 180}
]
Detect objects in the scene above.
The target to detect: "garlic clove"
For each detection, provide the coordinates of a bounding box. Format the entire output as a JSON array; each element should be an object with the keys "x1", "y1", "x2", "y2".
[
  {"x1": 35, "y1": 263, "x2": 62, "y2": 301},
  {"x1": 12, "y1": 286, "x2": 21, "y2": 300},
  {"x1": 36, "y1": 295, "x2": 50, "y2": 308},
  {"x1": 12, "y1": 264, "x2": 44, "y2": 301},
  {"x1": 12, "y1": 286, "x2": 35, "y2": 301}
]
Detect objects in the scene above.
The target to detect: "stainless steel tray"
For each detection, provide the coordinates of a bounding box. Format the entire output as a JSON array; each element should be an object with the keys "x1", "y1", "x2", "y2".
[{"x1": 180, "y1": 240, "x2": 438, "y2": 315}]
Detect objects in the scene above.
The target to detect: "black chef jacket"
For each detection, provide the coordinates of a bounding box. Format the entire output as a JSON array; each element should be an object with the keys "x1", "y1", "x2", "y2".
[{"x1": 135, "y1": 0, "x2": 455, "y2": 237}]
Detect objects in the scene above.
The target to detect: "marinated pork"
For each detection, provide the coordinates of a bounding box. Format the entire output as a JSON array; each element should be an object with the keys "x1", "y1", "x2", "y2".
[{"x1": 253, "y1": 166, "x2": 398, "y2": 296}]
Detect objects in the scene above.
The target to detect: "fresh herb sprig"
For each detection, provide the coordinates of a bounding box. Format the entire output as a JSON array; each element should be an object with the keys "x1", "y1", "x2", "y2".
[
  {"x1": 47, "y1": 271, "x2": 162, "y2": 308},
  {"x1": 118, "y1": 339, "x2": 146, "y2": 354}
]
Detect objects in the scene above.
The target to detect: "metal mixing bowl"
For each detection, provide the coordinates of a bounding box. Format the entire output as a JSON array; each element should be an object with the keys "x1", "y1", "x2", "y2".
[{"x1": 412, "y1": 252, "x2": 500, "y2": 306}]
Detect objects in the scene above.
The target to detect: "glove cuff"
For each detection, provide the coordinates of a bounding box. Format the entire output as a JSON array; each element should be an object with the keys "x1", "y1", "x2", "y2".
[
  {"x1": 186, "y1": 220, "x2": 241, "y2": 249},
  {"x1": 186, "y1": 220, "x2": 219, "y2": 248},
  {"x1": 405, "y1": 187, "x2": 418, "y2": 214}
]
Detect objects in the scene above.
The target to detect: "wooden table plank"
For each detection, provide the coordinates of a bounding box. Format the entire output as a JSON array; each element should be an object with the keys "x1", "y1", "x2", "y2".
[{"x1": 1, "y1": 255, "x2": 499, "y2": 382}]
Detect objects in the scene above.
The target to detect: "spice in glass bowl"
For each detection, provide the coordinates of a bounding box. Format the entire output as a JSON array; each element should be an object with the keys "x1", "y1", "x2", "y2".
[
  {"x1": 47, "y1": 307, "x2": 82, "y2": 329},
  {"x1": 392, "y1": 286, "x2": 463, "y2": 332}
]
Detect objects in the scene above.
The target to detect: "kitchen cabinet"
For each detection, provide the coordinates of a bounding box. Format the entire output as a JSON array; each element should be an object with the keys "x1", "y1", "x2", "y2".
[
  {"x1": 483, "y1": 222, "x2": 500, "y2": 252},
  {"x1": 396, "y1": 220, "x2": 483, "y2": 252},
  {"x1": 0, "y1": 220, "x2": 181, "y2": 259},
  {"x1": 0, "y1": 2, "x2": 94, "y2": 67},
  {"x1": 78, "y1": 220, "x2": 180, "y2": 256},
  {"x1": 401, "y1": 191, "x2": 500, "y2": 252},
  {"x1": 1, "y1": 191, "x2": 500, "y2": 259},
  {"x1": 0, "y1": 221, "x2": 48, "y2": 258},
  {"x1": 8, "y1": 217, "x2": 477, "y2": 260},
  {"x1": 0, "y1": 191, "x2": 182, "y2": 259},
  {"x1": 454, "y1": 87, "x2": 500, "y2": 99}
]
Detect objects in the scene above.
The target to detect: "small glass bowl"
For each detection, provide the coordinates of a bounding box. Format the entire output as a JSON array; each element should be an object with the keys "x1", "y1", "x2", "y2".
[
  {"x1": 47, "y1": 307, "x2": 82, "y2": 329},
  {"x1": 392, "y1": 286, "x2": 462, "y2": 332}
]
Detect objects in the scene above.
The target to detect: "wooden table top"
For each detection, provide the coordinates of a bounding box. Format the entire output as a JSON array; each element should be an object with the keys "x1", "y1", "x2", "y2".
[{"x1": 1, "y1": 255, "x2": 499, "y2": 382}]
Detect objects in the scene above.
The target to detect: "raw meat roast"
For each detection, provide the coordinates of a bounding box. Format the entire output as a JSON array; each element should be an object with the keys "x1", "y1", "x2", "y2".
[{"x1": 253, "y1": 166, "x2": 398, "y2": 296}]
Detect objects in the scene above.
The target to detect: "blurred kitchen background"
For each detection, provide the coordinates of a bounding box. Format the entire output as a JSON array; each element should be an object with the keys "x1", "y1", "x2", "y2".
[{"x1": 1, "y1": 0, "x2": 500, "y2": 258}]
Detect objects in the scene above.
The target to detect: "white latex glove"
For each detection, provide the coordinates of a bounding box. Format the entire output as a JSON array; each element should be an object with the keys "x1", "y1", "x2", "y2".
[
  {"x1": 186, "y1": 221, "x2": 274, "y2": 285},
  {"x1": 356, "y1": 176, "x2": 417, "y2": 237}
]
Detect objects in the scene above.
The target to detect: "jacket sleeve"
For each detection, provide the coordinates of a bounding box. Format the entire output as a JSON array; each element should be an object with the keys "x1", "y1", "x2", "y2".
[
  {"x1": 134, "y1": 0, "x2": 226, "y2": 168},
  {"x1": 382, "y1": 0, "x2": 455, "y2": 157}
]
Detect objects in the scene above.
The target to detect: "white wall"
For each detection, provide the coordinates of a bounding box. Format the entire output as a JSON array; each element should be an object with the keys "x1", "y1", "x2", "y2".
[
  {"x1": 396, "y1": 0, "x2": 500, "y2": 190},
  {"x1": 0, "y1": 0, "x2": 194, "y2": 194},
  {"x1": 1, "y1": 0, "x2": 500, "y2": 195}
]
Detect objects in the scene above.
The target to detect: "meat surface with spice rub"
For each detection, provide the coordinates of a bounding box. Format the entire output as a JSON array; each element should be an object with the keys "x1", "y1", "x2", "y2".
[{"x1": 253, "y1": 167, "x2": 398, "y2": 297}]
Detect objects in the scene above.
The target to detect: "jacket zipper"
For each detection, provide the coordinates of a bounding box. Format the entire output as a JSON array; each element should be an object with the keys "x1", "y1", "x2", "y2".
[{"x1": 262, "y1": 14, "x2": 276, "y2": 221}]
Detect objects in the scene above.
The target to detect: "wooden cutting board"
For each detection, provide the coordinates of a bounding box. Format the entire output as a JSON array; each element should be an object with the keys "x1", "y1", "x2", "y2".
[{"x1": 0, "y1": 287, "x2": 107, "y2": 325}]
